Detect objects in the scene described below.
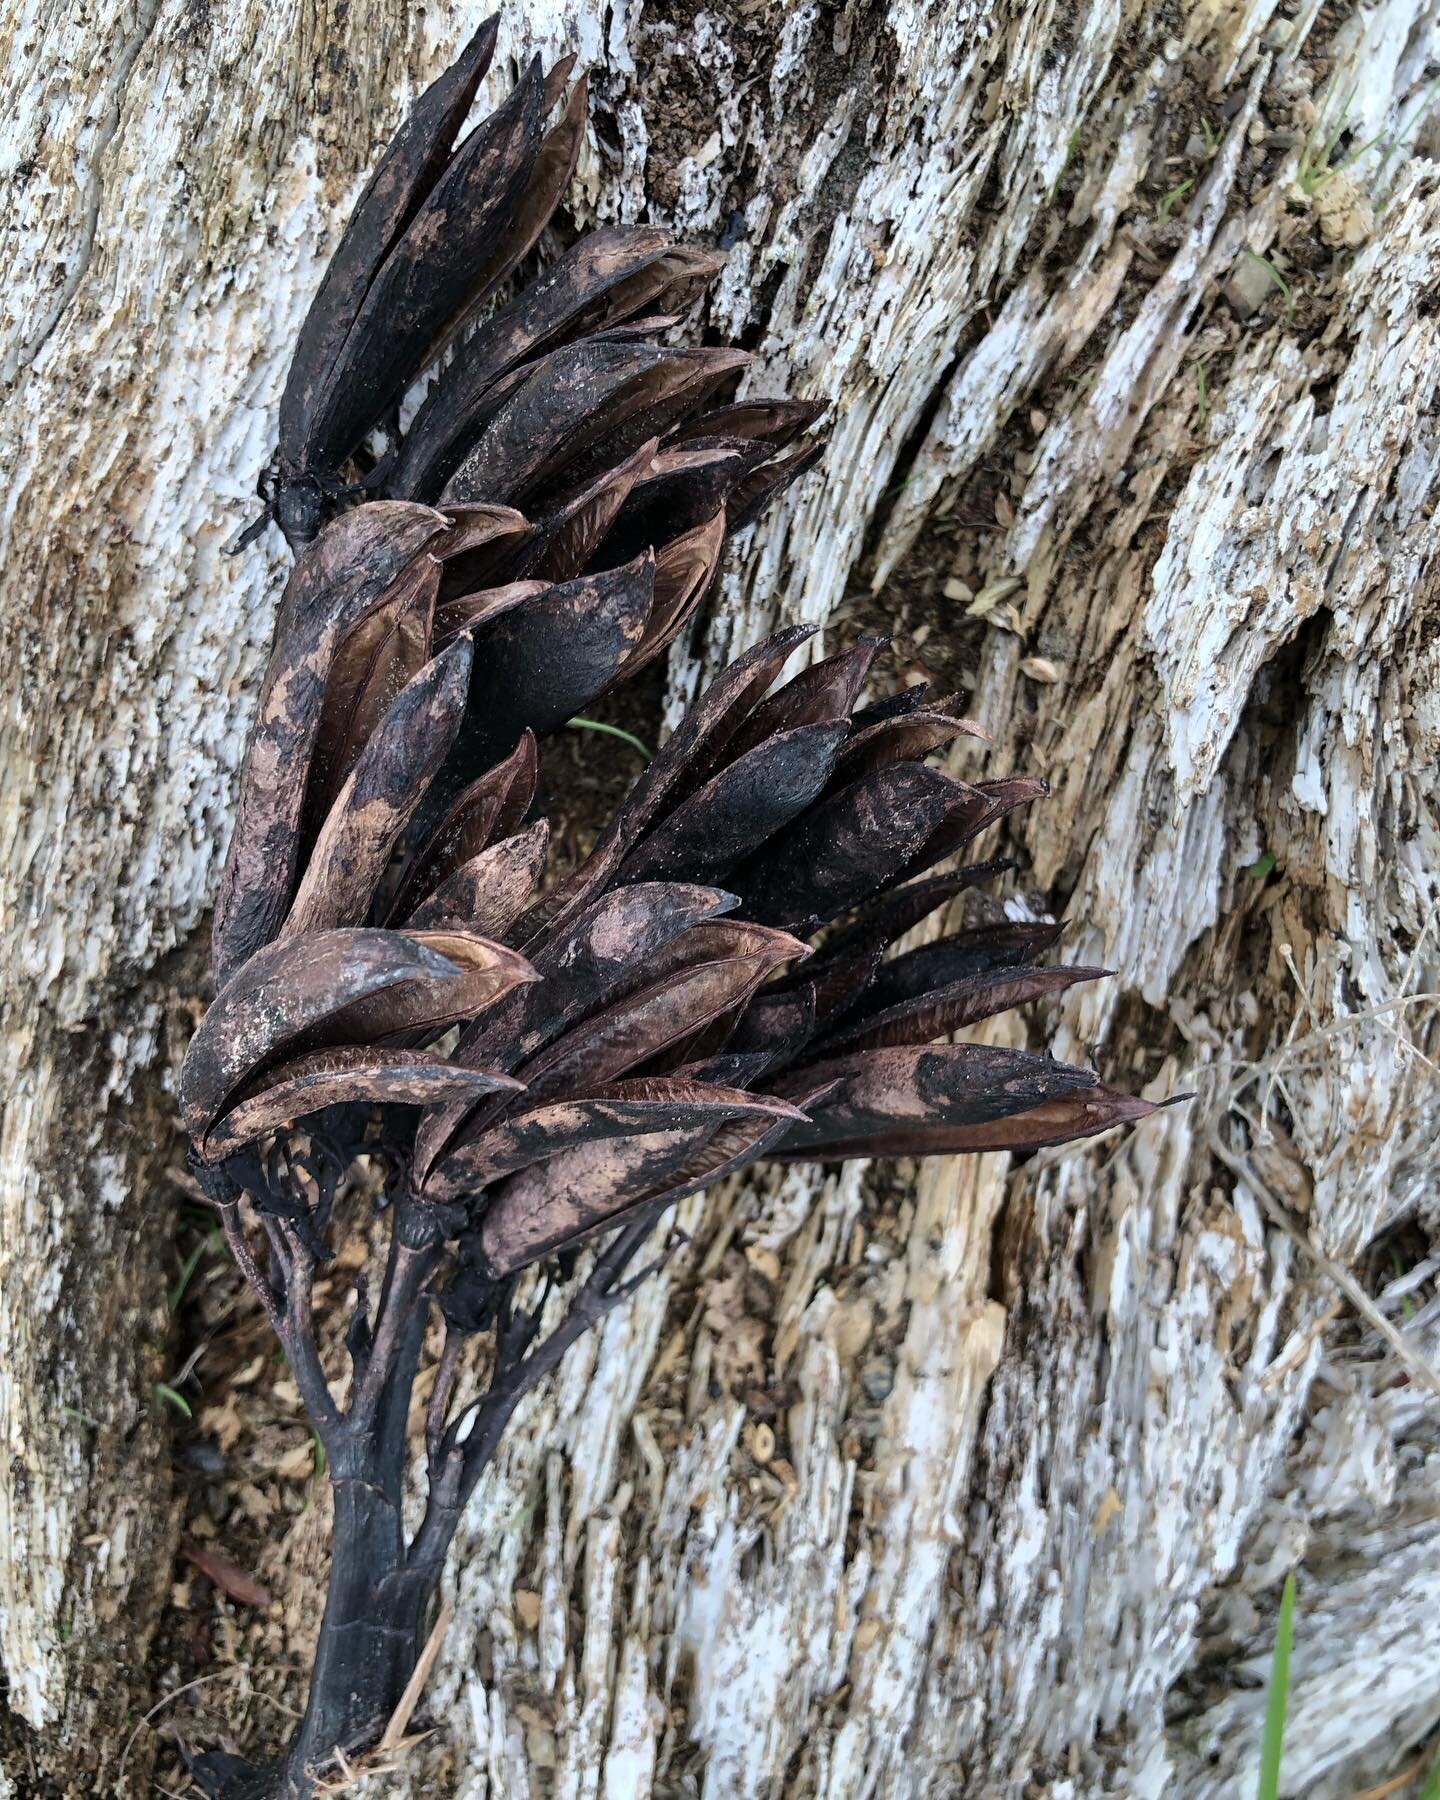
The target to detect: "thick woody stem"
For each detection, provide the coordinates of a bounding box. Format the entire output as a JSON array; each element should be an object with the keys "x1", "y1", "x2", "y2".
[{"x1": 198, "y1": 1199, "x2": 680, "y2": 1797}]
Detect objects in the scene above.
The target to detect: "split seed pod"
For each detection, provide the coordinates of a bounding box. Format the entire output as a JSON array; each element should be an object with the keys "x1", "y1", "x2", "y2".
[
  {"x1": 263, "y1": 15, "x2": 826, "y2": 571},
  {"x1": 190, "y1": 607, "x2": 1167, "y2": 1288},
  {"x1": 192, "y1": 22, "x2": 1167, "y2": 1336},
  {"x1": 379, "y1": 628, "x2": 1170, "y2": 1308}
]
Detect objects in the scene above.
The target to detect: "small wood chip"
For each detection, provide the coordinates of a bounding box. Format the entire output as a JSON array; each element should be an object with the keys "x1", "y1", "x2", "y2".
[
  {"x1": 967, "y1": 576, "x2": 1022, "y2": 618},
  {"x1": 1019, "y1": 656, "x2": 1062, "y2": 683},
  {"x1": 1091, "y1": 1486, "x2": 1122, "y2": 1536},
  {"x1": 182, "y1": 1545, "x2": 273, "y2": 1609}
]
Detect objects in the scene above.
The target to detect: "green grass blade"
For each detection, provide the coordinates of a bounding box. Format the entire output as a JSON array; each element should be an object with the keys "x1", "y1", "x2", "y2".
[
  {"x1": 1258, "y1": 1572, "x2": 1297, "y2": 1800},
  {"x1": 167, "y1": 1227, "x2": 221, "y2": 1313},
  {"x1": 1048, "y1": 126, "x2": 1081, "y2": 204},
  {"x1": 1158, "y1": 176, "x2": 1194, "y2": 220},
  {"x1": 153, "y1": 1382, "x2": 193, "y2": 1420},
  {"x1": 1321, "y1": 85, "x2": 1358, "y2": 169},
  {"x1": 1241, "y1": 249, "x2": 1295, "y2": 324},
  {"x1": 568, "y1": 717, "x2": 652, "y2": 758},
  {"x1": 1418, "y1": 1754, "x2": 1440, "y2": 1800}
]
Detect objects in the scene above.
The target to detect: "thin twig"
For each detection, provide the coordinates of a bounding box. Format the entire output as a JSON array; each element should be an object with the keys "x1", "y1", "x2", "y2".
[
  {"x1": 1346, "y1": 1747, "x2": 1435, "y2": 1799},
  {"x1": 260, "y1": 1214, "x2": 293, "y2": 1291},
  {"x1": 219, "y1": 1205, "x2": 340, "y2": 1435},
  {"x1": 1222, "y1": 992, "x2": 1440, "y2": 1091},
  {"x1": 1209, "y1": 1130, "x2": 1440, "y2": 1400},
  {"x1": 219, "y1": 1206, "x2": 288, "y2": 1346},
  {"x1": 450, "y1": 1211, "x2": 683, "y2": 1508},
  {"x1": 426, "y1": 1329, "x2": 463, "y2": 1470},
  {"x1": 281, "y1": 1232, "x2": 342, "y2": 1437},
  {"x1": 116, "y1": 1668, "x2": 245, "y2": 1792},
  {"x1": 352, "y1": 1204, "x2": 436, "y2": 1421},
  {"x1": 1259, "y1": 1297, "x2": 1344, "y2": 1390}
]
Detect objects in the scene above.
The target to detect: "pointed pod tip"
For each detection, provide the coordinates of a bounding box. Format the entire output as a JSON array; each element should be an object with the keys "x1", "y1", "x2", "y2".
[
  {"x1": 774, "y1": 932, "x2": 814, "y2": 963},
  {"x1": 484, "y1": 1069, "x2": 529, "y2": 1095},
  {"x1": 768, "y1": 621, "x2": 820, "y2": 651},
  {"x1": 760, "y1": 1095, "x2": 814, "y2": 1123},
  {"x1": 436, "y1": 630, "x2": 476, "y2": 674},
  {"x1": 794, "y1": 1077, "x2": 844, "y2": 1111},
  {"x1": 459, "y1": 15, "x2": 502, "y2": 72}
]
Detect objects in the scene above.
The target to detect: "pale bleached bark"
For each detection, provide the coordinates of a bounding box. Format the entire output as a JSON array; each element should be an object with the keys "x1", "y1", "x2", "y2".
[{"x1": 4, "y1": 0, "x2": 1439, "y2": 1795}]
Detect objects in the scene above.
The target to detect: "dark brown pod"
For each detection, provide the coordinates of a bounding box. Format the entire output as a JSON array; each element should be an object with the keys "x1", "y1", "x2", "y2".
[
  {"x1": 859, "y1": 921, "x2": 1067, "y2": 1012},
  {"x1": 212, "y1": 504, "x2": 449, "y2": 986},
  {"x1": 278, "y1": 16, "x2": 501, "y2": 465},
  {"x1": 387, "y1": 730, "x2": 539, "y2": 924},
  {"x1": 618, "y1": 510, "x2": 726, "y2": 685},
  {"x1": 478, "y1": 1077, "x2": 836, "y2": 1276},
  {"x1": 302, "y1": 58, "x2": 548, "y2": 472},
  {"x1": 733, "y1": 762, "x2": 968, "y2": 934},
  {"x1": 282, "y1": 636, "x2": 473, "y2": 938},
  {"x1": 391, "y1": 228, "x2": 722, "y2": 502},
  {"x1": 516, "y1": 949, "x2": 800, "y2": 1101},
  {"x1": 667, "y1": 398, "x2": 827, "y2": 450},
  {"x1": 710, "y1": 634, "x2": 884, "y2": 770},
  {"x1": 406, "y1": 820, "x2": 550, "y2": 936},
  {"x1": 772, "y1": 1043, "x2": 1097, "y2": 1158},
  {"x1": 411, "y1": 882, "x2": 736, "y2": 1183},
  {"x1": 424, "y1": 1077, "x2": 804, "y2": 1198},
  {"x1": 518, "y1": 439, "x2": 659, "y2": 584},
  {"x1": 617, "y1": 722, "x2": 850, "y2": 885},
  {"x1": 202, "y1": 1047, "x2": 521, "y2": 1161},
  {"x1": 438, "y1": 342, "x2": 750, "y2": 509},
  {"x1": 900, "y1": 774, "x2": 1051, "y2": 880},
  {"x1": 181, "y1": 926, "x2": 532, "y2": 1144},
  {"x1": 477, "y1": 1122, "x2": 721, "y2": 1272},
  {"x1": 771, "y1": 1083, "x2": 1166, "y2": 1162},
  {"x1": 456, "y1": 554, "x2": 655, "y2": 766},
  {"x1": 514, "y1": 624, "x2": 817, "y2": 947},
  {"x1": 726, "y1": 440, "x2": 827, "y2": 531},
  {"x1": 830, "y1": 710, "x2": 984, "y2": 784},
  {"x1": 815, "y1": 964, "x2": 1109, "y2": 1056},
  {"x1": 301, "y1": 550, "x2": 438, "y2": 836},
  {"x1": 316, "y1": 928, "x2": 537, "y2": 1043}
]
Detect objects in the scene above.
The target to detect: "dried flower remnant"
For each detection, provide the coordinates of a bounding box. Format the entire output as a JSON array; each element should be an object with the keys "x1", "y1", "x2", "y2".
[
  {"x1": 220, "y1": 21, "x2": 825, "y2": 982},
  {"x1": 258, "y1": 12, "x2": 822, "y2": 553},
  {"x1": 174, "y1": 23, "x2": 1172, "y2": 1798},
  {"x1": 180, "y1": 608, "x2": 1167, "y2": 1794}
]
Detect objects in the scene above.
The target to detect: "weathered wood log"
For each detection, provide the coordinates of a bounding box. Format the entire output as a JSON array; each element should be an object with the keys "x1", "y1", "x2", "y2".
[{"x1": 3, "y1": 0, "x2": 1438, "y2": 1794}]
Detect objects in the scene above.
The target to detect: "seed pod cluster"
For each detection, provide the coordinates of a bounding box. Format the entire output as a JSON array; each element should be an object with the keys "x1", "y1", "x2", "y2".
[
  {"x1": 265, "y1": 13, "x2": 821, "y2": 552},
  {"x1": 176, "y1": 25, "x2": 1174, "y2": 1791},
  {"x1": 186, "y1": 579, "x2": 1163, "y2": 1306}
]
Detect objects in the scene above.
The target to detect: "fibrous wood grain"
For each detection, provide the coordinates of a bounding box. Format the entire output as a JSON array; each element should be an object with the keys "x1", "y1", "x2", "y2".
[{"x1": 3, "y1": 0, "x2": 1439, "y2": 1795}]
